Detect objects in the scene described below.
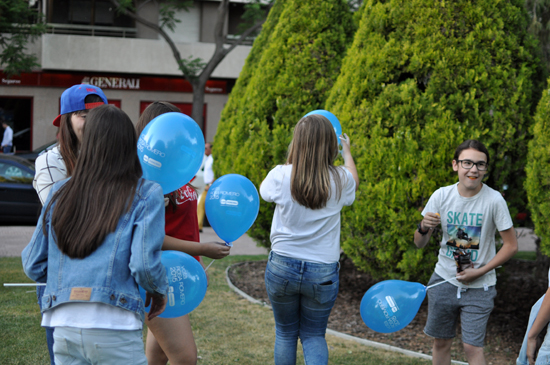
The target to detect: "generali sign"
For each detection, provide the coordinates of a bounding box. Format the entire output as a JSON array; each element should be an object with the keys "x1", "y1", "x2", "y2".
[{"x1": 82, "y1": 76, "x2": 141, "y2": 90}]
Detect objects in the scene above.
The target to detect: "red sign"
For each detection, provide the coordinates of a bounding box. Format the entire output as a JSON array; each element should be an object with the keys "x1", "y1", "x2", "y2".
[{"x1": 0, "y1": 71, "x2": 227, "y2": 94}]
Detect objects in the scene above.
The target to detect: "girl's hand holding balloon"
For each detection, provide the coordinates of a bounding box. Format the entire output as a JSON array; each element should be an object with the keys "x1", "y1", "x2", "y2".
[
  {"x1": 145, "y1": 292, "x2": 167, "y2": 321},
  {"x1": 339, "y1": 133, "x2": 360, "y2": 190},
  {"x1": 339, "y1": 133, "x2": 351, "y2": 151},
  {"x1": 201, "y1": 241, "x2": 231, "y2": 259}
]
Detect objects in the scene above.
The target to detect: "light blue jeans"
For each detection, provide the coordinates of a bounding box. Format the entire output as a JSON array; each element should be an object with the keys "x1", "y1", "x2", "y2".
[
  {"x1": 37, "y1": 285, "x2": 55, "y2": 365},
  {"x1": 265, "y1": 251, "x2": 340, "y2": 365},
  {"x1": 53, "y1": 327, "x2": 147, "y2": 365},
  {"x1": 517, "y1": 294, "x2": 550, "y2": 365}
]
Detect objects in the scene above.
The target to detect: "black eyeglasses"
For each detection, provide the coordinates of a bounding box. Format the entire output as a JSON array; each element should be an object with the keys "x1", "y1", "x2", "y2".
[{"x1": 457, "y1": 160, "x2": 488, "y2": 171}]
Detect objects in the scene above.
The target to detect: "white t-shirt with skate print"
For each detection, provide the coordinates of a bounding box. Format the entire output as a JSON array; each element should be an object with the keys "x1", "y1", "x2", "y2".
[{"x1": 422, "y1": 182, "x2": 513, "y2": 289}]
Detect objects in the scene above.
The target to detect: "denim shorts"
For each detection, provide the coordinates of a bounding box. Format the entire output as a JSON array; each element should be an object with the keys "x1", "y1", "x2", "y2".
[{"x1": 424, "y1": 273, "x2": 496, "y2": 347}]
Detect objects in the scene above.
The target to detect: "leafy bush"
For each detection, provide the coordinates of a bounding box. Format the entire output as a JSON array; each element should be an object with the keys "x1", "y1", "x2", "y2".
[
  {"x1": 214, "y1": 0, "x2": 355, "y2": 247},
  {"x1": 526, "y1": 81, "x2": 550, "y2": 255},
  {"x1": 325, "y1": 0, "x2": 542, "y2": 282}
]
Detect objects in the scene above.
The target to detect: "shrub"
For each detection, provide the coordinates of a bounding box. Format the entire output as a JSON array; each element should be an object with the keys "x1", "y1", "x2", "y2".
[
  {"x1": 325, "y1": 0, "x2": 542, "y2": 282},
  {"x1": 525, "y1": 80, "x2": 550, "y2": 255},
  {"x1": 214, "y1": 0, "x2": 355, "y2": 247}
]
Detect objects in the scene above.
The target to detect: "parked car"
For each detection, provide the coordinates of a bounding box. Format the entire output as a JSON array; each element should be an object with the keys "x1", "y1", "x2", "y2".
[
  {"x1": 0, "y1": 155, "x2": 41, "y2": 223},
  {"x1": 15, "y1": 140, "x2": 58, "y2": 162}
]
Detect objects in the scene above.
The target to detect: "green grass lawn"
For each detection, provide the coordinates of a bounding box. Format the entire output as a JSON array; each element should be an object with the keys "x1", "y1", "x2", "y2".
[{"x1": 1, "y1": 255, "x2": 429, "y2": 364}]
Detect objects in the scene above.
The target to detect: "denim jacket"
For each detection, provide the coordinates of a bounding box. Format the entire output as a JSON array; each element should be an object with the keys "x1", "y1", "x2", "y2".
[{"x1": 22, "y1": 178, "x2": 168, "y2": 322}]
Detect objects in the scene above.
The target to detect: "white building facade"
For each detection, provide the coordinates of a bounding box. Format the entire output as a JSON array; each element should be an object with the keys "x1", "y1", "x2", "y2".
[{"x1": 0, "y1": 0, "x2": 252, "y2": 151}]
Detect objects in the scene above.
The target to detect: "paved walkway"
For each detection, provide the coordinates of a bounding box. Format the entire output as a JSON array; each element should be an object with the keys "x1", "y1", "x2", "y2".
[
  {"x1": 0, "y1": 226, "x2": 538, "y2": 258},
  {"x1": 0, "y1": 226, "x2": 268, "y2": 257}
]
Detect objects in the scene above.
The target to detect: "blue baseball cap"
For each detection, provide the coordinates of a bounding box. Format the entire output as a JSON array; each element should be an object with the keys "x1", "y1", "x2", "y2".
[{"x1": 53, "y1": 84, "x2": 108, "y2": 127}]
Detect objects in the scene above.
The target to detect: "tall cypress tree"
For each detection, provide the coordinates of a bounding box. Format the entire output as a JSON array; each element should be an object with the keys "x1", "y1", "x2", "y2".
[
  {"x1": 215, "y1": 0, "x2": 286, "y2": 177},
  {"x1": 214, "y1": 0, "x2": 355, "y2": 246},
  {"x1": 325, "y1": 0, "x2": 542, "y2": 281},
  {"x1": 526, "y1": 81, "x2": 550, "y2": 255}
]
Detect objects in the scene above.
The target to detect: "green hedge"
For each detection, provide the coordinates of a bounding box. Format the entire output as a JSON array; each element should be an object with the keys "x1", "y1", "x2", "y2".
[
  {"x1": 526, "y1": 81, "x2": 550, "y2": 255},
  {"x1": 214, "y1": 0, "x2": 355, "y2": 247},
  {"x1": 325, "y1": 0, "x2": 542, "y2": 282}
]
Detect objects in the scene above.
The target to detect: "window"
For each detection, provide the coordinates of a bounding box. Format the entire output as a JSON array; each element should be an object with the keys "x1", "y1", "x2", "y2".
[
  {"x1": 48, "y1": 0, "x2": 134, "y2": 34},
  {"x1": 0, "y1": 162, "x2": 34, "y2": 184},
  {"x1": 0, "y1": 97, "x2": 33, "y2": 152}
]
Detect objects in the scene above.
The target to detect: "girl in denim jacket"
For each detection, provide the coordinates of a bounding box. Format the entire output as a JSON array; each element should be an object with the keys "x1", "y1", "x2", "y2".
[
  {"x1": 260, "y1": 114, "x2": 359, "y2": 365},
  {"x1": 22, "y1": 105, "x2": 169, "y2": 365}
]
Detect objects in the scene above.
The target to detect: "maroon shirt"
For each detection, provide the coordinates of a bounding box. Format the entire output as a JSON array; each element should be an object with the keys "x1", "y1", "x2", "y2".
[{"x1": 165, "y1": 185, "x2": 200, "y2": 262}]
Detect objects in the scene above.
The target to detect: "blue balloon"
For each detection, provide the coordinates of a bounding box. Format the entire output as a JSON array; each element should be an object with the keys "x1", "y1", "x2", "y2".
[
  {"x1": 140, "y1": 250, "x2": 207, "y2": 318},
  {"x1": 304, "y1": 109, "x2": 343, "y2": 145},
  {"x1": 205, "y1": 174, "x2": 260, "y2": 244},
  {"x1": 360, "y1": 280, "x2": 426, "y2": 333},
  {"x1": 137, "y1": 112, "x2": 205, "y2": 194}
]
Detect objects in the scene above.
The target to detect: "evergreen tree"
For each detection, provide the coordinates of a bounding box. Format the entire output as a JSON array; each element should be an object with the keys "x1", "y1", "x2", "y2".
[
  {"x1": 215, "y1": 0, "x2": 355, "y2": 246},
  {"x1": 325, "y1": 0, "x2": 542, "y2": 282},
  {"x1": 526, "y1": 80, "x2": 550, "y2": 255}
]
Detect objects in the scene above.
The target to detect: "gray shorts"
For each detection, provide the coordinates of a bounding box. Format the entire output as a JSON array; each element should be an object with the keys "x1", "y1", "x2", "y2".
[{"x1": 424, "y1": 273, "x2": 496, "y2": 347}]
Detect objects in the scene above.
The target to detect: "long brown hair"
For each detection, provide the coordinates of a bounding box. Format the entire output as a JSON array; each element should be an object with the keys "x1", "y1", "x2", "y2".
[
  {"x1": 136, "y1": 101, "x2": 185, "y2": 211},
  {"x1": 287, "y1": 114, "x2": 343, "y2": 209},
  {"x1": 58, "y1": 94, "x2": 104, "y2": 176},
  {"x1": 45, "y1": 105, "x2": 143, "y2": 259}
]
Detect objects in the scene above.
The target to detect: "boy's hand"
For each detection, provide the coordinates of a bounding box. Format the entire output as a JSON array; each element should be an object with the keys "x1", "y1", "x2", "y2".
[
  {"x1": 456, "y1": 267, "x2": 483, "y2": 284},
  {"x1": 421, "y1": 212, "x2": 441, "y2": 230},
  {"x1": 201, "y1": 242, "x2": 231, "y2": 259}
]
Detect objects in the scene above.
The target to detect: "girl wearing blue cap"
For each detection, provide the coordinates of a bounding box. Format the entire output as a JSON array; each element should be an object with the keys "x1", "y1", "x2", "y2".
[
  {"x1": 34, "y1": 84, "x2": 108, "y2": 204},
  {"x1": 32, "y1": 84, "x2": 107, "y2": 364}
]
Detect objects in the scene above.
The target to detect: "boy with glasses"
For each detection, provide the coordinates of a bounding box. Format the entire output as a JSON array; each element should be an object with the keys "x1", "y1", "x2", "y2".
[{"x1": 414, "y1": 139, "x2": 518, "y2": 365}]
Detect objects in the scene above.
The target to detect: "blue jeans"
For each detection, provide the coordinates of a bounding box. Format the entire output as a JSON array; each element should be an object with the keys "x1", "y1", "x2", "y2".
[
  {"x1": 517, "y1": 294, "x2": 550, "y2": 365},
  {"x1": 2, "y1": 145, "x2": 12, "y2": 153},
  {"x1": 265, "y1": 251, "x2": 340, "y2": 365},
  {"x1": 53, "y1": 327, "x2": 147, "y2": 365},
  {"x1": 37, "y1": 285, "x2": 55, "y2": 365}
]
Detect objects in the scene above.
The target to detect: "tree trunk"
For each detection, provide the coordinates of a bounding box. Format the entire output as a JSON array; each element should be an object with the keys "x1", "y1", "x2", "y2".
[{"x1": 191, "y1": 78, "x2": 207, "y2": 133}]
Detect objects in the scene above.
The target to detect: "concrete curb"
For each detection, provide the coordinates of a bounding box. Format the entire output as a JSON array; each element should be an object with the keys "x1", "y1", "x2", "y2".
[{"x1": 225, "y1": 262, "x2": 468, "y2": 365}]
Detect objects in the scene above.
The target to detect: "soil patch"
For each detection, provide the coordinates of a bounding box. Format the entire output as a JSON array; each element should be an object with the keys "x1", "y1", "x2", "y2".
[{"x1": 227, "y1": 257, "x2": 549, "y2": 364}]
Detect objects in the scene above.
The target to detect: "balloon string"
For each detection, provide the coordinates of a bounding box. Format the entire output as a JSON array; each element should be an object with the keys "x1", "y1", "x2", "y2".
[
  {"x1": 205, "y1": 260, "x2": 216, "y2": 271},
  {"x1": 425, "y1": 277, "x2": 458, "y2": 290},
  {"x1": 4, "y1": 283, "x2": 46, "y2": 287}
]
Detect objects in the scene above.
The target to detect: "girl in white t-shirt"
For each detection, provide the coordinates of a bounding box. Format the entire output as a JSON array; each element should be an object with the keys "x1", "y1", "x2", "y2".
[{"x1": 260, "y1": 114, "x2": 358, "y2": 365}]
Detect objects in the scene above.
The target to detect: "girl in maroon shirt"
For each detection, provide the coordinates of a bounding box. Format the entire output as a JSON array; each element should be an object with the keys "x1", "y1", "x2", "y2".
[{"x1": 136, "y1": 101, "x2": 231, "y2": 365}]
